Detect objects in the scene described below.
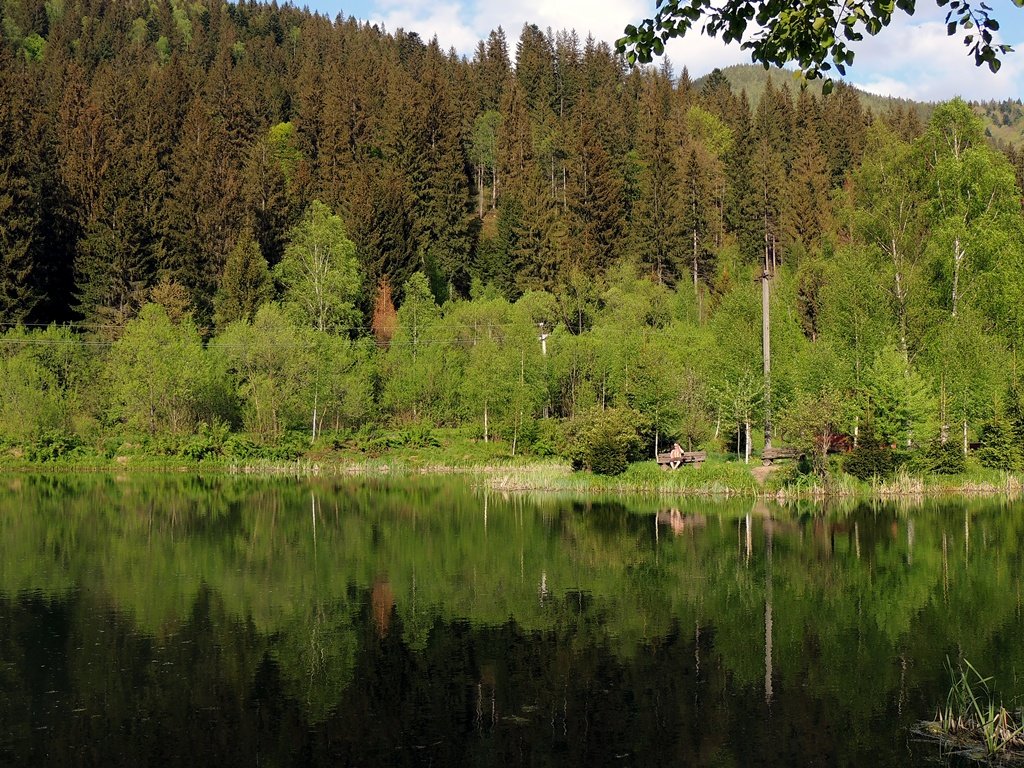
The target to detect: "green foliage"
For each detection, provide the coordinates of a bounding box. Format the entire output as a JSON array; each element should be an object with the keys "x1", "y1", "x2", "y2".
[
  {"x1": 213, "y1": 304, "x2": 312, "y2": 439},
  {"x1": 107, "y1": 304, "x2": 211, "y2": 436},
  {"x1": 863, "y1": 345, "x2": 935, "y2": 448},
  {"x1": 778, "y1": 388, "x2": 844, "y2": 475},
  {"x1": 0, "y1": 325, "x2": 86, "y2": 441},
  {"x1": 382, "y1": 272, "x2": 456, "y2": 424},
  {"x1": 22, "y1": 430, "x2": 85, "y2": 462},
  {"x1": 177, "y1": 421, "x2": 231, "y2": 461},
  {"x1": 363, "y1": 423, "x2": 441, "y2": 454}
]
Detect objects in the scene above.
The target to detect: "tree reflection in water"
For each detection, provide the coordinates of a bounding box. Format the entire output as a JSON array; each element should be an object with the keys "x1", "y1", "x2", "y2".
[{"x1": 0, "y1": 475, "x2": 1022, "y2": 766}]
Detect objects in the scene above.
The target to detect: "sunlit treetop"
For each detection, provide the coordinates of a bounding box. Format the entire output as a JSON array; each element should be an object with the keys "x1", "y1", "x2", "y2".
[{"x1": 616, "y1": 0, "x2": 1021, "y2": 92}]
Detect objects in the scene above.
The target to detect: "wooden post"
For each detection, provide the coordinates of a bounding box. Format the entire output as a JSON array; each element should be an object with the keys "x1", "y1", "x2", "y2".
[
  {"x1": 762, "y1": 263, "x2": 772, "y2": 451},
  {"x1": 764, "y1": 518, "x2": 773, "y2": 704}
]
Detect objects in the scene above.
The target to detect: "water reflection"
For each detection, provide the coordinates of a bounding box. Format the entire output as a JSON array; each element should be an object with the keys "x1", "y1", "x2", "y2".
[{"x1": 0, "y1": 475, "x2": 1022, "y2": 766}]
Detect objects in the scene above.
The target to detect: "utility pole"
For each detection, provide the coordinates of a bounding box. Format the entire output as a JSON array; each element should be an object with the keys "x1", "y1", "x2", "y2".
[{"x1": 762, "y1": 242, "x2": 773, "y2": 451}]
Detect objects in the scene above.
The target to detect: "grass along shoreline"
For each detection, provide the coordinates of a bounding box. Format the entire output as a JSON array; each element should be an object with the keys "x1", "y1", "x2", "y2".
[{"x1": 2, "y1": 446, "x2": 1023, "y2": 499}]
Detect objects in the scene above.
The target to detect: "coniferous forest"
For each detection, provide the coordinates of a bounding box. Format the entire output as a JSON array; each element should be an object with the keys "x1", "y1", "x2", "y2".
[{"x1": 4, "y1": 0, "x2": 1024, "y2": 479}]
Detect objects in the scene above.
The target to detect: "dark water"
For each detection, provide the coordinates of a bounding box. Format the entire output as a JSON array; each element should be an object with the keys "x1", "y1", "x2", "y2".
[{"x1": 0, "y1": 475, "x2": 1022, "y2": 767}]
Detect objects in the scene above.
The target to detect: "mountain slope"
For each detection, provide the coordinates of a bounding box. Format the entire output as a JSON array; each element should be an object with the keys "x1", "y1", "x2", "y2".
[{"x1": 698, "y1": 64, "x2": 1023, "y2": 144}]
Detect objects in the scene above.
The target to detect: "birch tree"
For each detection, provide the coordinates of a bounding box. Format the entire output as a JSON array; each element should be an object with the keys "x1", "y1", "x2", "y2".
[{"x1": 276, "y1": 200, "x2": 361, "y2": 333}]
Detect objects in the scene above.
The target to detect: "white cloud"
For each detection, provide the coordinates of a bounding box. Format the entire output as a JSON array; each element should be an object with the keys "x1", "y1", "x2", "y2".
[
  {"x1": 470, "y1": 0, "x2": 646, "y2": 50},
  {"x1": 841, "y1": 7, "x2": 1024, "y2": 100},
  {"x1": 662, "y1": 33, "x2": 750, "y2": 78},
  {"x1": 367, "y1": 1, "x2": 480, "y2": 52}
]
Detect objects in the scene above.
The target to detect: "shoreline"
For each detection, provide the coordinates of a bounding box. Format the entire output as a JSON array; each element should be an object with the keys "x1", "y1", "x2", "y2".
[{"x1": 1, "y1": 454, "x2": 1022, "y2": 500}]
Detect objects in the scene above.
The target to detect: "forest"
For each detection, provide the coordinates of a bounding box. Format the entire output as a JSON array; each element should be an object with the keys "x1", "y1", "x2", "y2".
[{"x1": 4, "y1": 0, "x2": 1024, "y2": 478}]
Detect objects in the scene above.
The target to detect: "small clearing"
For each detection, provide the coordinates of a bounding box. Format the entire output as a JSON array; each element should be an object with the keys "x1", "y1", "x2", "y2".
[{"x1": 751, "y1": 464, "x2": 782, "y2": 485}]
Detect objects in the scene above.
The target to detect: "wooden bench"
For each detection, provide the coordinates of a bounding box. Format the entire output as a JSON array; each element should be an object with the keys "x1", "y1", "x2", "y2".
[
  {"x1": 761, "y1": 447, "x2": 804, "y2": 466},
  {"x1": 657, "y1": 450, "x2": 707, "y2": 470}
]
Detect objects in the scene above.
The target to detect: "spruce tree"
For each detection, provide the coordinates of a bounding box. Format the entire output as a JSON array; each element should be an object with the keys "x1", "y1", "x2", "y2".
[
  {"x1": 0, "y1": 56, "x2": 43, "y2": 323},
  {"x1": 783, "y1": 89, "x2": 831, "y2": 257},
  {"x1": 515, "y1": 24, "x2": 556, "y2": 118},
  {"x1": 570, "y1": 96, "x2": 624, "y2": 275},
  {"x1": 477, "y1": 28, "x2": 510, "y2": 111},
  {"x1": 749, "y1": 81, "x2": 791, "y2": 266},
  {"x1": 213, "y1": 233, "x2": 272, "y2": 330},
  {"x1": 243, "y1": 126, "x2": 296, "y2": 268},
  {"x1": 629, "y1": 67, "x2": 683, "y2": 283},
  {"x1": 820, "y1": 82, "x2": 867, "y2": 187},
  {"x1": 163, "y1": 97, "x2": 244, "y2": 318},
  {"x1": 724, "y1": 92, "x2": 761, "y2": 263}
]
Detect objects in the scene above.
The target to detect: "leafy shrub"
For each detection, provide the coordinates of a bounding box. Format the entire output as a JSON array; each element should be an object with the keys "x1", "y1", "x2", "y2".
[
  {"x1": 312, "y1": 429, "x2": 353, "y2": 451},
  {"x1": 24, "y1": 431, "x2": 85, "y2": 462},
  {"x1": 565, "y1": 407, "x2": 645, "y2": 476},
  {"x1": 404, "y1": 422, "x2": 441, "y2": 448},
  {"x1": 528, "y1": 419, "x2": 559, "y2": 457},
  {"x1": 222, "y1": 434, "x2": 261, "y2": 460},
  {"x1": 259, "y1": 430, "x2": 307, "y2": 460},
  {"x1": 139, "y1": 432, "x2": 179, "y2": 456},
  {"x1": 843, "y1": 441, "x2": 904, "y2": 480},
  {"x1": 363, "y1": 424, "x2": 441, "y2": 454},
  {"x1": 178, "y1": 421, "x2": 231, "y2": 461}
]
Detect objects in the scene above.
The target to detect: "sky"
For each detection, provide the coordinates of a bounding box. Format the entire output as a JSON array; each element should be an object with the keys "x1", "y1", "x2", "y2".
[{"x1": 305, "y1": 0, "x2": 1024, "y2": 101}]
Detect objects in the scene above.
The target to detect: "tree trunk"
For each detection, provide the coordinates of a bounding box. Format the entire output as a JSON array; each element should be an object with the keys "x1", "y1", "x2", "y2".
[
  {"x1": 762, "y1": 270, "x2": 772, "y2": 450},
  {"x1": 311, "y1": 388, "x2": 319, "y2": 442},
  {"x1": 478, "y1": 165, "x2": 484, "y2": 218},
  {"x1": 483, "y1": 401, "x2": 489, "y2": 443},
  {"x1": 951, "y1": 236, "x2": 965, "y2": 318},
  {"x1": 745, "y1": 417, "x2": 753, "y2": 466}
]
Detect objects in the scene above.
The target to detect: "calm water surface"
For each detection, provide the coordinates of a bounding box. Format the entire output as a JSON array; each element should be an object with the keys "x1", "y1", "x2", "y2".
[{"x1": 1, "y1": 474, "x2": 1022, "y2": 766}]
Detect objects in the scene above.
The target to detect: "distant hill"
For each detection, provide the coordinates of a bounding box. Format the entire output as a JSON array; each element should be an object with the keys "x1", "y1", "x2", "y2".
[
  {"x1": 696, "y1": 64, "x2": 1024, "y2": 146},
  {"x1": 972, "y1": 98, "x2": 1024, "y2": 146}
]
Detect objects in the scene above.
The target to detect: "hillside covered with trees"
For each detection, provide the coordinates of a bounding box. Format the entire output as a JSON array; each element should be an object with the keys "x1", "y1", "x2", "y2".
[{"x1": 4, "y1": 0, "x2": 1024, "y2": 479}]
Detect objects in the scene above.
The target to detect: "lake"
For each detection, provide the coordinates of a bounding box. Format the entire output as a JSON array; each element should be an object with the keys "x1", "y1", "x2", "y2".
[{"x1": 0, "y1": 474, "x2": 1021, "y2": 766}]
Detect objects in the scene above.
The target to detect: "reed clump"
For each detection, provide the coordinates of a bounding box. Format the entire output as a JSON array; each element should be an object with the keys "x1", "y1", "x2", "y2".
[{"x1": 917, "y1": 660, "x2": 1024, "y2": 762}]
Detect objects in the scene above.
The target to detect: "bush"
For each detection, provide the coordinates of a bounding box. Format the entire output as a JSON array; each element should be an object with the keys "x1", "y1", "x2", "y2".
[
  {"x1": 843, "y1": 440, "x2": 904, "y2": 480},
  {"x1": 565, "y1": 407, "x2": 646, "y2": 476},
  {"x1": 24, "y1": 431, "x2": 85, "y2": 462},
  {"x1": 527, "y1": 419, "x2": 559, "y2": 457},
  {"x1": 312, "y1": 428, "x2": 354, "y2": 451},
  {"x1": 222, "y1": 434, "x2": 261, "y2": 460},
  {"x1": 178, "y1": 421, "x2": 231, "y2": 461},
  {"x1": 259, "y1": 430, "x2": 308, "y2": 460},
  {"x1": 363, "y1": 423, "x2": 441, "y2": 455}
]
